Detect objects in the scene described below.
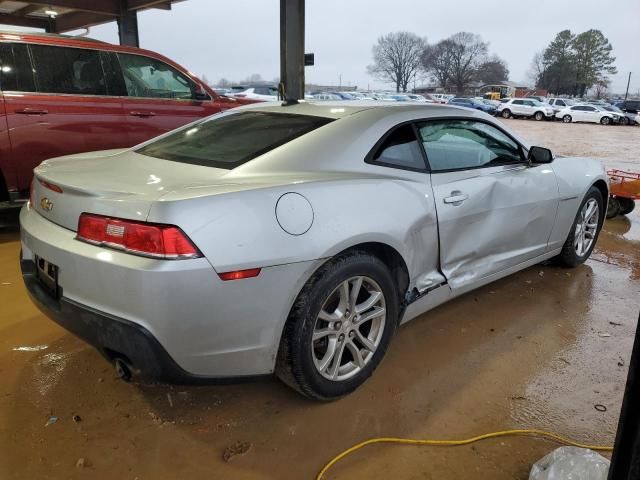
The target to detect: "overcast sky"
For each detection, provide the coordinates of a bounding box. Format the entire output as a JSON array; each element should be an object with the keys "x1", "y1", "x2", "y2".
[{"x1": 19, "y1": 0, "x2": 640, "y2": 94}]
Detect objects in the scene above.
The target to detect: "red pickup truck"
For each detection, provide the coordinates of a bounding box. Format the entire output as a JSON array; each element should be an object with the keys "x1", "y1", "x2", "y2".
[{"x1": 0, "y1": 30, "x2": 253, "y2": 204}]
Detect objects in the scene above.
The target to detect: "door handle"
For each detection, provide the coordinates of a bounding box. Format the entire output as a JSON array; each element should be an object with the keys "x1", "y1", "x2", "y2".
[
  {"x1": 443, "y1": 191, "x2": 469, "y2": 206},
  {"x1": 129, "y1": 111, "x2": 156, "y2": 117},
  {"x1": 15, "y1": 108, "x2": 48, "y2": 115}
]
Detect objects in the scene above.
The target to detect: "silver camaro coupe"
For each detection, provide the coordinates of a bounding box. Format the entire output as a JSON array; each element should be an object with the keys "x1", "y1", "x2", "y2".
[{"x1": 20, "y1": 102, "x2": 608, "y2": 400}]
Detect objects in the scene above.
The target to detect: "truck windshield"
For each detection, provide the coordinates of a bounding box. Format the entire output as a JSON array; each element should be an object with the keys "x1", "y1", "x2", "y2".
[{"x1": 136, "y1": 111, "x2": 333, "y2": 169}]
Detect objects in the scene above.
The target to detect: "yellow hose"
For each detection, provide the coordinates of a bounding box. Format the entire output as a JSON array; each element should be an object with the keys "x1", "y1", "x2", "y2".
[{"x1": 317, "y1": 428, "x2": 614, "y2": 480}]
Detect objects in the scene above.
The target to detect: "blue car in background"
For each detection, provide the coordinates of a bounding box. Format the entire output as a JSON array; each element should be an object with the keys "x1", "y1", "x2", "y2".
[
  {"x1": 448, "y1": 97, "x2": 497, "y2": 115},
  {"x1": 328, "y1": 91, "x2": 356, "y2": 100}
]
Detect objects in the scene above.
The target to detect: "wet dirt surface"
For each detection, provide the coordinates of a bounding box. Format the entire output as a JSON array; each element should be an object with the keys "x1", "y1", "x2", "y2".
[{"x1": 1, "y1": 122, "x2": 639, "y2": 479}]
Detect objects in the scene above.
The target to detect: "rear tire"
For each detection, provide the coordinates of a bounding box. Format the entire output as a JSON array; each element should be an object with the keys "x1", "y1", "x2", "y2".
[
  {"x1": 556, "y1": 187, "x2": 604, "y2": 267},
  {"x1": 563, "y1": 115, "x2": 572, "y2": 123},
  {"x1": 622, "y1": 117, "x2": 630, "y2": 126},
  {"x1": 501, "y1": 109, "x2": 511, "y2": 119},
  {"x1": 618, "y1": 197, "x2": 636, "y2": 215},
  {"x1": 276, "y1": 252, "x2": 399, "y2": 400},
  {"x1": 534, "y1": 111, "x2": 544, "y2": 121}
]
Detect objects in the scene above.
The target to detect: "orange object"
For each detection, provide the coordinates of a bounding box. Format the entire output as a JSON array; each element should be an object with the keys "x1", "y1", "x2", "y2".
[{"x1": 608, "y1": 169, "x2": 640, "y2": 200}]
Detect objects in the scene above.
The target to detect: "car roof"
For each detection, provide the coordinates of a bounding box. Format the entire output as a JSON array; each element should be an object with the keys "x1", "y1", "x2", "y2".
[{"x1": 232, "y1": 100, "x2": 468, "y2": 119}]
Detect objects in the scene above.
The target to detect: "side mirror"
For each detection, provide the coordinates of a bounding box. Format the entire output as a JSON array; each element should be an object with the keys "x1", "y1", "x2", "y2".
[
  {"x1": 528, "y1": 146, "x2": 554, "y2": 164},
  {"x1": 193, "y1": 87, "x2": 210, "y2": 101}
]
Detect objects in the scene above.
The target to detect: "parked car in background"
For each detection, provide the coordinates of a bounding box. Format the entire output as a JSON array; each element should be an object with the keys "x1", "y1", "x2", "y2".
[
  {"x1": 406, "y1": 94, "x2": 432, "y2": 103},
  {"x1": 555, "y1": 104, "x2": 616, "y2": 124},
  {"x1": 614, "y1": 99, "x2": 640, "y2": 115},
  {"x1": 448, "y1": 97, "x2": 497, "y2": 114},
  {"x1": 548, "y1": 98, "x2": 576, "y2": 114},
  {"x1": 0, "y1": 30, "x2": 251, "y2": 205},
  {"x1": 526, "y1": 96, "x2": 549, "y2": 103},
  {"x1": 430, "y1": 93, "x2": 452, "y2": 104},
  {"x1": 329, "y1": 91, "x2": 356, "y2": 100},
  {"x1": 313, "y1": 93, "x2": 342, "y2": 101},
  {"x1": 21, "y1": 102, "x2": 608, "y2": 400},
  {"x1": 232, "y1": 85, "x2": 279, "y2": 101},
  {"x1": 594, "y1": 105, "x2": 627, "y2": 124},
  {"x1": 497, "y1": 98, "x2": 554, "y2": 120}
]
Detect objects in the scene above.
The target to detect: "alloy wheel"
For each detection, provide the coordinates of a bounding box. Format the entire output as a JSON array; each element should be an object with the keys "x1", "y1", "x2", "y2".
[
  {"x1": 574, "y1": 199, "x2": 599, "y2": 256},
  {"x1": 312, "y1": 276, "x2": 386, "y2": 381}
]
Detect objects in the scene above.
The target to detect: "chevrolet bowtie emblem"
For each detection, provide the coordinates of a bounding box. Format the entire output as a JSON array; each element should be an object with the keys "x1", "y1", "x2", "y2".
[{"x1": 40, "y1": 197, "x2": 53, "y2": 212}]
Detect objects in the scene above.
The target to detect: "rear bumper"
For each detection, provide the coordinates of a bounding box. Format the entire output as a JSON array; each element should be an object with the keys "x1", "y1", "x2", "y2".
[
  {"x1": 22, "y1": 259, "x2": 202, "y2": 382},
  {"x1": 19, "y1": 205, "x2": 321, "y2": 378}
]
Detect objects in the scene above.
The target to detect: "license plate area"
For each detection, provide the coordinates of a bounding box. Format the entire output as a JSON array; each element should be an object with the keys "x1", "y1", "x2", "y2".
[{"x1": 35, "y1": 255, "x2": 60, "y2": 300}]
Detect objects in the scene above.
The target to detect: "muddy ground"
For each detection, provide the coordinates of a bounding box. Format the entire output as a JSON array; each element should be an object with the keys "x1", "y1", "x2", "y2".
[{"x1": 0, "y1": 120, "x2": 639, "y2": 479}]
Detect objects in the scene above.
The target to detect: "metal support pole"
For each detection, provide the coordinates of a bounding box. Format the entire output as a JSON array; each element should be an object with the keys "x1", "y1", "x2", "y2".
[
  {"x1": 624, "y1": 72, "x2": 632, "y2": 102},
  {"x1": 608, "y1": 311, "x2": 640, "y2": 480},
  {"x1": 117, "y1": 1, "x2": 140, "y2": 47},
  {"x1": 279, "y1": 0, "x2": 305, "y2": 103}
]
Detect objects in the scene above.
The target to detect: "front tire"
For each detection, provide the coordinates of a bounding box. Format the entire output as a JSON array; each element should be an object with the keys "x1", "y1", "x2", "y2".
[
  {"x1": 556, "y1": 187, "x2": 604, "y2": 267},
  {"x1": 534, "y1": 111, "x2": 544, "y2": 121},
  {"x1": 600, "y1": 116, "x2": 611, "y2": 125},
  {"x1": 563, "y1": 115, "x2": 572, "y2": 123},
  {"x1": 276, "y1": 252, "x2": 399, "y2": 400},
  {"x1": 501, "y1": 109, "x2": 511, "y2": 119}
]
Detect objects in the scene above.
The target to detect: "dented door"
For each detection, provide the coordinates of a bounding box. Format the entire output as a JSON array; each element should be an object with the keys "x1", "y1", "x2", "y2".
[{"x1": 431, "y1": 164, "x2": 558, "y2": 289}]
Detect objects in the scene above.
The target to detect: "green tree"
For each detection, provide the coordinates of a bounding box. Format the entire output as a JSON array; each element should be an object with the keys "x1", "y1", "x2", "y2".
[
  {"x1": 571, "y1": 29, "x2": 617, "y2": 96},
  {"x1": 541, "y1": 30, "x2": 576, "y2": 94},
  {"x1": 475, "y1": 55, "x2": 509, "y2": 85}
]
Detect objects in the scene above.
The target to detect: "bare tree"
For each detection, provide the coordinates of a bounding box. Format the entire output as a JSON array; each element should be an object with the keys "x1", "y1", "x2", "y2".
[
  {"x1": 421, "y1": 39, "x2": 455, "y2": 90},
  {"x1": 367, "y1": 32, "x2": 427, "y2": 92},
  {"x1": 591, "y1": 77, "x2": 610, "y2": 99},
  {"x1": 447, "y1": 32, "x2": 488, "y2": 94},
  {"x1": 527, "y1": 51, "x2": 547, "y2": 87},
  {"x1": 217, "y1": 78, "x2": 231, "y2": 87}
]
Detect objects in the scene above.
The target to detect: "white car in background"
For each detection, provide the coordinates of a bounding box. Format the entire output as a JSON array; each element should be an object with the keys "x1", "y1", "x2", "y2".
[
  {"x1": 548, "y1": 98, "x2": 576, "y2": 114},
  {"x1": 406, "y1": 94, "x2": 433, "y2": 103},
  {"x1": 430, "y1": 93, "x2": 452, "y2": 104},
  {"x1": 555, "y1": 105, "x2": 617, "y2": 125},
  {"x1": 233, "y1": 85, "x2": 279, "y2": 101},
  {"x1": 497, "y1": 98, "x2": 554, "y2": 121}
]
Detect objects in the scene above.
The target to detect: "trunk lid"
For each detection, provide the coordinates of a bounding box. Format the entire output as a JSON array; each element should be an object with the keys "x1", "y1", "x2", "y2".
[{"x1": 31, "y1": 149, "x2": 232, "y2": 231}]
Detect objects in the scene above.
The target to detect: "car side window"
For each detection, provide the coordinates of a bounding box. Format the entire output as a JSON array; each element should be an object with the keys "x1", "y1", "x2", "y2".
[
  {"x1": 418, "y1": 120, "x2": 523, "y2": 172},
  {"x1": 0, "y1": 42, "x2": 36, "y2": 92},
  {"x1": 117, "y1": 53, "x2": 197, "y2": 100},
  {"x1": 30, "y1": 45, "x2": 106, "y2": 95},
  {"x1": 584, "y1": 106, "x2": 596, "y2": 111},
  {"x1": 368, "y1": 124, "x2": 425, "y2": 170},
  {"x1": 512, "y1": 100, "x2": 523, "y2": 105},
  {"x1": 557, "y1": 100, "x2": 565, "y2": 106}
]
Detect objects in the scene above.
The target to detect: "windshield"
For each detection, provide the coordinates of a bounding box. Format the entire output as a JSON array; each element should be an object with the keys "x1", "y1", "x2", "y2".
[{"x1": 136, "y1": 111, "x2": 333, "y2": 169}]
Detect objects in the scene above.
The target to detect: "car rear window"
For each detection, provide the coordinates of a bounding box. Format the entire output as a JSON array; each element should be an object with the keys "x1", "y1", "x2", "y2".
[{"x1": 136, "y1": 111, "x2": 333, "y2": 169}]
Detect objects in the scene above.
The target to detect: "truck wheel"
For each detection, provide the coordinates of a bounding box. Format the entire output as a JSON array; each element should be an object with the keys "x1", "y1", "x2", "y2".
[
  {"x1": 618, "y1": 197, "x2": 636, "y2": 215},
  {"x1": 501, "y1": 109, "x2": 511, "y2": 119},
  {"x1": 534, "y1": 111, "x2": 544, "y2": 121},
  {"x1": 606, "y1": 196, "x2": 620, "y2": 219}
]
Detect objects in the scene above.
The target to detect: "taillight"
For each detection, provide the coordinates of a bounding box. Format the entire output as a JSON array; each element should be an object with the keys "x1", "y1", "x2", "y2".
[{"x1": 77, "y1": 213, "x2": 201, "y2": 259}]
